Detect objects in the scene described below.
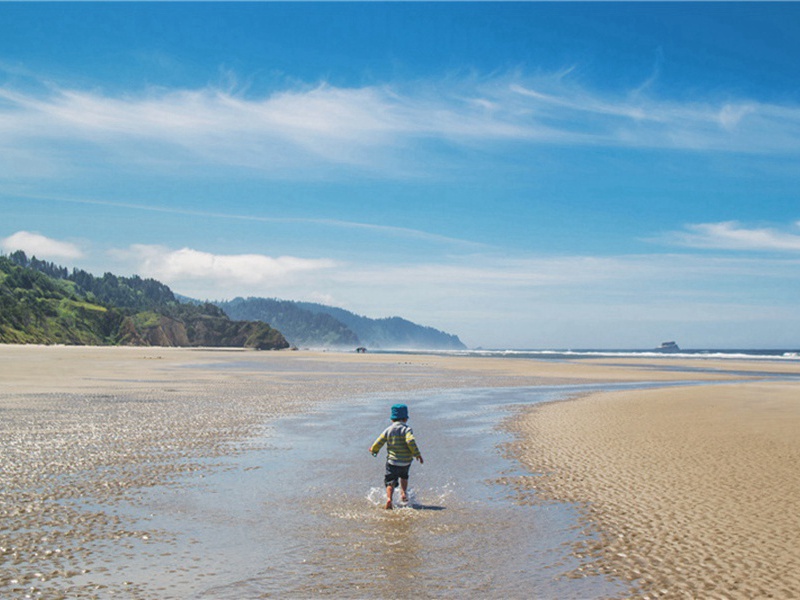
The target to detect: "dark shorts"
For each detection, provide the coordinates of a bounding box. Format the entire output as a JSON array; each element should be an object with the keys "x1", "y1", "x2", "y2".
[{"x1": 384, "y1": 462, "x2": 411, "y2": 487}]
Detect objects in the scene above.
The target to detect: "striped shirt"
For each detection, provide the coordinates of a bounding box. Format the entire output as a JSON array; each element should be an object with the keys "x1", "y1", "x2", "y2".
[{"x1": 370, "y1": 421, "x2": 421, "y2": 466}]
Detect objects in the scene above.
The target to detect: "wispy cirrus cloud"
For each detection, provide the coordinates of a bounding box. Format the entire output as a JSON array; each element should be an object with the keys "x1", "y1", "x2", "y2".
[
  {"x1": 2, "y1": 71, "x2": 800, "y2": 179},
  {"x1": 1, "y1": 230, "x2": 84, "y2": 260},
  {"x1": 15, "y1": 191, "x2": 485, "y2": 249},
  {"x1": 0, "y1": 81, "x2": 522, "y2": 174},
  {"x1": 656, "y1": 221, "x2": 800, "y2": 252}
]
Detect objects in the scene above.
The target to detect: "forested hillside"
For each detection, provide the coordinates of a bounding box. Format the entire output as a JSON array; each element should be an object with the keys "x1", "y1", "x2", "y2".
[
  {"x1": 0, "y1": 253, "x2": 288, "y2": 349},
  {"x1": 0, "y1": 255, "x2": 118, "y2": 345}
]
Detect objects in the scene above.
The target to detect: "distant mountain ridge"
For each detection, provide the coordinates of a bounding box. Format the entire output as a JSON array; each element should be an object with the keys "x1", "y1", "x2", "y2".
[
  {"x1": 213, "y1": 297, "x2": 359, "y2": 348},
  {"x1": 216, "y1": 297, "x2": 466, "y2": 350}
]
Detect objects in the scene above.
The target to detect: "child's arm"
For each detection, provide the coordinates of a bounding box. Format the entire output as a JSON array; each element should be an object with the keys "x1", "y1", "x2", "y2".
[
  {"x1": 369, "y1": 432, "x2": 387, "y2": 456},
  {"x1": 405, "y1": 430, "x2": 423, "y2": 463}
]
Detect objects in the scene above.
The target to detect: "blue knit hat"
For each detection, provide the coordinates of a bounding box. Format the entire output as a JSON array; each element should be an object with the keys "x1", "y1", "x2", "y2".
[{"x1": 391, "y1": 403, "x2": 409, "y2": 420}]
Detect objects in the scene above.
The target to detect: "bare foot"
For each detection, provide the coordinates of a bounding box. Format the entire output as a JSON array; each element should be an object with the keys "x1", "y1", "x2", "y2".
[
  {"x1": 385, "y1": 500, "x2": 393, "y2": 510},
  {"x1": 400, "y1": 493, "x2": 408, "y2": 503}
]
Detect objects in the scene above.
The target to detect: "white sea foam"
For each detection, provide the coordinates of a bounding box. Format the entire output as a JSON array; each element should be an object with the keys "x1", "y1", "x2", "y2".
[{"x1": 408, "y1": 348, "x2": 800, "y2": 361}]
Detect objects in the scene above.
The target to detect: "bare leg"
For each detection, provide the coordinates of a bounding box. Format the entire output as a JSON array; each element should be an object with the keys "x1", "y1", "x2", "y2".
[
  {"x1": 385, "y1": 485, "x2": 394, "y2": 509},
  {"x1": 400, "y1": 478, "x2": 409, "y2": 502}
]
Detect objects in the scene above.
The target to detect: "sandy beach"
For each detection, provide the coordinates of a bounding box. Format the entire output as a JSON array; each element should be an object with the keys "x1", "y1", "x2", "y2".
[
  {"x1": 1, "y1": 345, "x2": 799, "y2": 598},
  {"x1": 509, "y1": 380, "x2": 800, "y2": 599}
]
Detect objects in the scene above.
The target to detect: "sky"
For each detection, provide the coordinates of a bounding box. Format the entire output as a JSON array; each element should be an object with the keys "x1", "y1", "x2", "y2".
[{"x1": 1, "y1": 2, "x2": 800, "y2": 350}]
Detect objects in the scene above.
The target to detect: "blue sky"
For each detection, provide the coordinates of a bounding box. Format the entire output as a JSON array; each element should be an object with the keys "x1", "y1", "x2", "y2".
[{"x1": 2, "y1": 3, "x2": 800, "y2": 349}]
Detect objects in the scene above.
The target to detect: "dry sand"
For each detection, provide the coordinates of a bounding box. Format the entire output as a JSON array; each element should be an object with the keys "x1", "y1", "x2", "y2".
[{"x1": 1, "y1": 345, "x2": 799, "y2": 598}]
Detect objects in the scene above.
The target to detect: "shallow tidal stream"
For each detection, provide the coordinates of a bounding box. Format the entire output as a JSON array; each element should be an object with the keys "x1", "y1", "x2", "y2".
[{"x1": 58, "y1": 383, "x2": 651, "y2": 599}]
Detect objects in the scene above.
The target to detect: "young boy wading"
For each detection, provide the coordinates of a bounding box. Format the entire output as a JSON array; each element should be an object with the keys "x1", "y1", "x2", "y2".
[{"x1": 369, "y1": 403, "x2": 424, "y2": 509}]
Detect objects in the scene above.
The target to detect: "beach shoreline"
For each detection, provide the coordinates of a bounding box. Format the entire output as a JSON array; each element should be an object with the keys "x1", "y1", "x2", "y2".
[{"x1": 2, "y1": 345, "x2": 799, "y2": 598}]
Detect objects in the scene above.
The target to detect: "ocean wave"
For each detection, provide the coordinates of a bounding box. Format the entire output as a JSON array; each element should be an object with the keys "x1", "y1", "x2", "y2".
[{"x1": 431, "y1": 349, "x2": 800, "y2": 361}]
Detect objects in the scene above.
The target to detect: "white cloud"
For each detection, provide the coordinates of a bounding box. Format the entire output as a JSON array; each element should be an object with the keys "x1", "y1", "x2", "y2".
[
  {"x1": 330, "y1": 252, "x2": 796, "y2": 298},
  {"x1": 1, "y1": 230, "x2": 84, "y2": 260},
  {"x1": 2, "y1": 71, "x2": 800, "y2": 179},
  {"x1": 658, "y1": 221, "x2": 800, "y2": 252},
  {"x1": 120, "y1": 244, "x2": 336, "y2": 286},
  {"x1": 718, "y1": 103, "x2": 756, "y2": 130}
]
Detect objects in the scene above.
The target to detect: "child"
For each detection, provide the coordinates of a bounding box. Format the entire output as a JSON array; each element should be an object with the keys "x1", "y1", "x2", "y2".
[{"x1": 369, "y1": 403, "x2": 424, "y2": 509}]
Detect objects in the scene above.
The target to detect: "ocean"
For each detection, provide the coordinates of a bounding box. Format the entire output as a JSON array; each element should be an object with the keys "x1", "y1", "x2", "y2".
[{"x1": 383, "y1": 348, "x2": 800, "y2": 361}]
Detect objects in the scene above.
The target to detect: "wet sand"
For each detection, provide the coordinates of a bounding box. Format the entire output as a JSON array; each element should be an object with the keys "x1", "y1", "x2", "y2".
[
  {"x1": 1, "y1": 345, "x2": 799, "y2": 598},
  {"x1": 510, "y1": 381, "x2": 800, "y2": 599}
]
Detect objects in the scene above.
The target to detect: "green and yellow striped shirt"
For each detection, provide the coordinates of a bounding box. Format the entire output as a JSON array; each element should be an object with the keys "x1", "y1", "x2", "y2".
[{"x1": 370, "y1": 421, "x2": 421, "y2": 466}]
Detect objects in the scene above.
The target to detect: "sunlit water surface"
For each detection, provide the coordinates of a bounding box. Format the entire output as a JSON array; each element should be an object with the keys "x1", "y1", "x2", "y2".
[{"x1": 70, "y1": 383, "x2": 667, "y2": 599}]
